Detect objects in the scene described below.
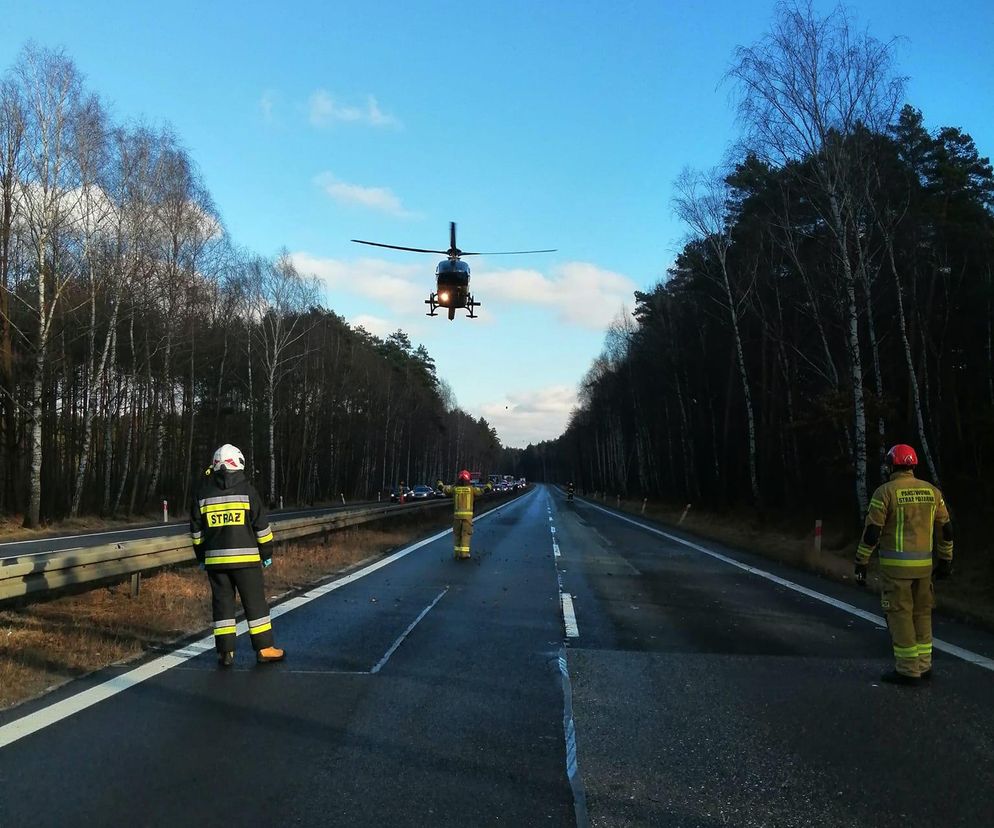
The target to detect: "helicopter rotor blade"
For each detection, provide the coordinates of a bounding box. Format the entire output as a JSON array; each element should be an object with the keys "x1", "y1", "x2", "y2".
[
  {"x1": 351, "y1": 239, "x2": 449, "y2": 255},
  {"x1": 460, "y1": 249, "x2": 557, "y2": 256},
  {"x1": 450, "y1": 221, "x2": 457, "y2": 251}
]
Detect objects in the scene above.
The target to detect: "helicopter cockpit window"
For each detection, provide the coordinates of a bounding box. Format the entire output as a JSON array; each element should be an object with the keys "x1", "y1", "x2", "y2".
[{"x1": 436, "y1": 260, "x2": 471, "y2": 285}]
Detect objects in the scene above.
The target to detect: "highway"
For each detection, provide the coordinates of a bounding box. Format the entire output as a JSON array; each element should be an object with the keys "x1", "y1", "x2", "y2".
[{"x1": 0, "y1": 485, "x2": 992, "y2": 826}]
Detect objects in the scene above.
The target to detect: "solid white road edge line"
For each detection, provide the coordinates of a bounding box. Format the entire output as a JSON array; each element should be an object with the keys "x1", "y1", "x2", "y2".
[
  {"x1": 0, "y1": 496, "x2": 526, "y2": 749},
  {"x1": 584, "y1": 499, "x2": 994, "y2": 673},
  {"x1": 370, "y1": 588, "x2": 448, "y2": 674},
  {"x1": 561, "y1": 593, "x2": 580, "y2": 638}
]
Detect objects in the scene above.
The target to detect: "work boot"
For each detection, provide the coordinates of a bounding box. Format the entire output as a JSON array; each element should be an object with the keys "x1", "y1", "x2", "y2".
[
  {"x1": 256, "y1": 646, "x2": 285, "y2": 664},
  {"x1": 218, "y1": 651, "x2": 234, "y2": 667},
  {"x1": 880, "y1": 670, "x2": 921, "y2": 686}
]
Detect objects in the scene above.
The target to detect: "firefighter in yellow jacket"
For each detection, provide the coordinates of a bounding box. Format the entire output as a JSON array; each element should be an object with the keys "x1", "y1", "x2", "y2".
[
  {"x1": 191, "y1": 444, "x2": 285, "y2": 666},
  {"x1": 443, "y1": 470, "x2": 488, "y2": 559},
  {"x1": 855, "y1": 444, "x2": 953, "y2": 685}
]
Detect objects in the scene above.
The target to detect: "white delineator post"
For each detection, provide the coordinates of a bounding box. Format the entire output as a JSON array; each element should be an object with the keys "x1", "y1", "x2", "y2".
[
  {"x1": 340, "y1": 493, "x2": 345, "y2": 504},
  {"x1": 162, "y1": 500, "x2": 168, "y2": 523},
  {"x1": 814, "y1": 519, "x2": 823, "y2": 557},
  {"x1": 279, "y1": 496, "x2": 284, "y2": 510},
  {"x1": 641, "y1": 498, "x2": 647, "y2": 515},
  {"x1": 678, "y1": 503, "x2": 692, "y2": 525}
]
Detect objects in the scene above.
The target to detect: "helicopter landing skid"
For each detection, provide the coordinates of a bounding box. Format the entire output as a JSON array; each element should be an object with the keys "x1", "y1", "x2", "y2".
[{"x1": 425, "y1": 293, "x2": 481, "y2": 320}]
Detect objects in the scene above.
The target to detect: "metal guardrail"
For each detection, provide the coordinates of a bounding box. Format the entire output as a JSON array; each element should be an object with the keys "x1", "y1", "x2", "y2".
[{"x1": 0, "y1": 499, "x2": 450, "y2": 604}]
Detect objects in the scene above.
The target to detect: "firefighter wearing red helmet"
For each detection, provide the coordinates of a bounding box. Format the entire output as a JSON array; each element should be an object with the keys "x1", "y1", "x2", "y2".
[
  {"x1": 855, "y1": 444, "x2": 953, "y2": 685},
  {"x1": 442, "y1": 470, "x2": 488, "y2": 559}
]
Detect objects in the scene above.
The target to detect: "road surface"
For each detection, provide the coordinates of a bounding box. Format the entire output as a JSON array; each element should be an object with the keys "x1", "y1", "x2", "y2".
[{"x1": 0, "y1": 485, "x2": 992, "y2": 826}]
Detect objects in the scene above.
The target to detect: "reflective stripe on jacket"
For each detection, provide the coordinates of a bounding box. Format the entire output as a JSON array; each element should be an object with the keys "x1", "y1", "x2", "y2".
[
  {"x1": 190, "y1": 469, "x2": 273, "y2": 569},
  {"x1": 444, "y1": 484, "x2": 480, "y2": 519},
  {"x1": 856, "y1": 470, "x2": 952, "y2": 577}
]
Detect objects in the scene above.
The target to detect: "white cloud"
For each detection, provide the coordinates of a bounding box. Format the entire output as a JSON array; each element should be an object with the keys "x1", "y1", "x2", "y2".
[
  {"x1": 308, "y1": 90, "x2": 400, "y2": 128},
  {"x1": 290, "y1": 252, "x2": 427, "y2": 315},
  {"x1": 349, "y1": 313, "x2": 396, "y2": 338},
  {"x1": 313, "y1": 172, "x2": 414, "y2": 218},
  {"x1": 480, "y1": 385, "x2": 579, "y2": 447},
  {"x1": 259, "y1": 90, "x2": 277, "y2": 123},
  {"x1": 473, "y1": 261, "x2": 636, "y2": 330},
  {"x1": 291, "y1": 251, "x2": 634, "y2": 333}
]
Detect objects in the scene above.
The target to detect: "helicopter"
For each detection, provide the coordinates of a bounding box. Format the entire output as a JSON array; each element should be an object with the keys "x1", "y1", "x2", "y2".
[{"x1": 351, "y1": 222, "x2": 555, "y2": 320}]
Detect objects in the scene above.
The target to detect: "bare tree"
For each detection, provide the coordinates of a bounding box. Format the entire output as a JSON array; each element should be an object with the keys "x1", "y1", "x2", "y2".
[
  {"x1": 727, "y1": 0, "x2": 905, "y2": 513},
  {"x1": 249, "y1": 252, "x2": 317, "y2": 504},
  {"x1": 68, "y1": 92, "x2": 112, "y2": 516},
  {"x1": 0, "y1": 76, "x2": 26, "y2": 511},
  {"x1": 15, "y1": 45, "x2": 86, "y2": 526},
  {"x1": 674, "y1": 168, "x2": 761, "y2": 504}
]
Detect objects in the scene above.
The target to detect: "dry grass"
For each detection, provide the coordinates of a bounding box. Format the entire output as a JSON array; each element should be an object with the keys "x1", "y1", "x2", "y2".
[
  {"x1": 607, "y1": 495, "x2": 994, "y2": 628},
  {"x1": 0, "y1": 509, "x2": 454, "y2": 711}
]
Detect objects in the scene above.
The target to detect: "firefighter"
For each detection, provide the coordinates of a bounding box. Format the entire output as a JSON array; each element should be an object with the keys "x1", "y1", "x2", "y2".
[
  {"x1": 443, "y1": 470, "x2": 487, "y2": 559},
  {"x1": 190, "y1": 443, "x2": 285, "y2": 666},
  {"x1": 854, "y1": 444, "x2": 953, "y2": 685}
]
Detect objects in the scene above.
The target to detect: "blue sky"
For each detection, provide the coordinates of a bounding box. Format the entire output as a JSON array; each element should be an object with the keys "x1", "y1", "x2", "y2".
[{"x1": 2, "y1": 1, "x2": 992, "y2": 446}]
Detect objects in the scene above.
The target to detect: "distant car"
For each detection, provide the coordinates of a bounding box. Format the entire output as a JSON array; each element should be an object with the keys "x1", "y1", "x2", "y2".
[
  {"x1": 411, "y1": 485, "x2": 434, "y2": 500},
  {"x1": 389, "y1": 486, "x2": 411, "y2": 502}
]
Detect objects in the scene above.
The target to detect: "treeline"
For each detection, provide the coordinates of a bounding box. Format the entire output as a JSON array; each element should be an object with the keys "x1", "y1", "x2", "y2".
[
  {"x1": 528, "y1": 3, "x2": 994, "y2": 528},
  {"x1": 0, "y1": 44, "x2": 503, "y2": 525}
]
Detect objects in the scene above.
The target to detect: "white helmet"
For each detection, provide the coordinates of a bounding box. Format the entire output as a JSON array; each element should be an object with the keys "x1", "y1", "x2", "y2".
[{"x1": 212, "y1": 443, "x2": 245, "y2": 472}]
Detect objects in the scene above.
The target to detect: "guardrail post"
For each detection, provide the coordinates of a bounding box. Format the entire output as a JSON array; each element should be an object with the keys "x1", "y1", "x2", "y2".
[
  {"x1": 130, "y1": 572, "x2": 141, "y2": 597},
  {"x1": 162, "y1": 500, "x2": 168, "y2": 522},
  {"x1": 678, "y1": 503, "x2": 692, "y2": 525}
]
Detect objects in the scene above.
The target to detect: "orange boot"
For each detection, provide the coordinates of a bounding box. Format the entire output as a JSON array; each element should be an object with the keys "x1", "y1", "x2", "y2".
[{"x1": 256, "y1": 646, "x2": 285, "y2": 663}]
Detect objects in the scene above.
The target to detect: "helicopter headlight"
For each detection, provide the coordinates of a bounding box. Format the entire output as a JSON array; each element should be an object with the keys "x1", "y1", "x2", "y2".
[{"x1": 439, "y1": 291, "x2": 450, "y2": 303}]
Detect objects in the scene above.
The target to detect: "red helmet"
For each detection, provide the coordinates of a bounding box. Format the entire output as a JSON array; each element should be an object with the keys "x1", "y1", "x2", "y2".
[
  {"x1": 887, "y1": 444, "x2": 918, "y2": 467},
  {"x1": 458, "y1": 469, "x2": 471, "y2": 482}
]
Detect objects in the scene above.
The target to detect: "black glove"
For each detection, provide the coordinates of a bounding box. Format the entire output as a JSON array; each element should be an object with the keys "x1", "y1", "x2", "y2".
[
  {"x1": 854, "y1": 563, "x2": 868, "y2": 586},
  {"x1": 933, "y1": 558, "x2": 952, "y2": 580}
]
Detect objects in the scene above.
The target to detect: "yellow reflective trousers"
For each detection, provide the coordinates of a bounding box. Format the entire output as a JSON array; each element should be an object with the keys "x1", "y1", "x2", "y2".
[
  {"x1": 453, "y1": 518, "x2": 473, "y2": 558},
  {"x1": 879, "y1": 572, "x2": 934, "y2": 677}
]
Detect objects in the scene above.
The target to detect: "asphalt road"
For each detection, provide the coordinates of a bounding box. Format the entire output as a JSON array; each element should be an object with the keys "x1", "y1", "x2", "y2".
[
  {"x1": 555, "y1": 492, "x2": 994, "y2": 827},
  {"x1": 1, "y1": 485, "x2": 992, "y2": 827}
]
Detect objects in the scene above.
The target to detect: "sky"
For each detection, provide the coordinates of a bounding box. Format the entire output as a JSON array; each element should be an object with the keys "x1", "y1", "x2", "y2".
[{"x1": 1, "y1": 1, "x2": 992, "y2": 447}]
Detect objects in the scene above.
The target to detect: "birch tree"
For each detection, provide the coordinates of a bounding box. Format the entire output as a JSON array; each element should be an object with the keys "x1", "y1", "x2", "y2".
[
  {"x1": 727, "y1": 0, "x2": 904, "y2": 512},
  {"x1": 674, "y1": 168, "x2": 761, "y2": 504},
  {"x1": 15, "y1": 45, "x2": 86, "y2": 527}
]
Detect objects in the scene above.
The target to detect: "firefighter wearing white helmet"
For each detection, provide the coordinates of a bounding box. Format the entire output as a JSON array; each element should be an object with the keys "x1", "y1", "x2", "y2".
[
  {"x1": 442, "y1": 470, "x2": 489, "y2": 559},
  {"x1": 855, "y1": 444, "x2": 953, "y2": 685},
  {"x1": 190, "y1": 443, "x2": 285, "y2": 666}
]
